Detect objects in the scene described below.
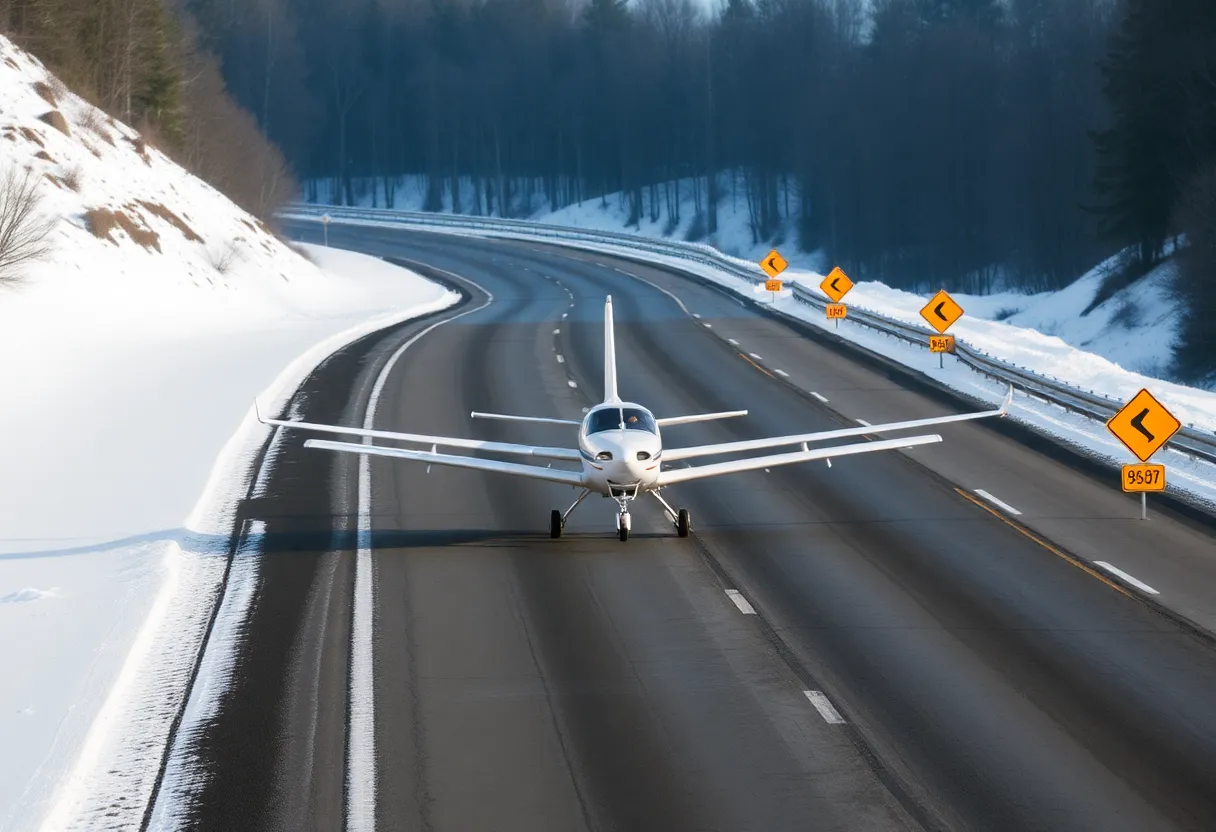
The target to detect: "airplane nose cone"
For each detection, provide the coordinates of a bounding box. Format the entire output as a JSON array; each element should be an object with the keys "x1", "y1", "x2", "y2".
[{"x1": 604, "y1": 432, "x2": 660, "y2": 481}]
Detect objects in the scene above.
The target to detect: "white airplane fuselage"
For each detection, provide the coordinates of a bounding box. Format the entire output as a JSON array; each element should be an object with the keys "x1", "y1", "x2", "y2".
[{"x1": 578, "y1": 402, "x2": 663, "y2": 496}]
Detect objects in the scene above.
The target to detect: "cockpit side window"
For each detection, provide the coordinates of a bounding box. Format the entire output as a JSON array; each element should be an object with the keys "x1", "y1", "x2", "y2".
[
  {"x1": 586, "y1": 408, "x2": 622, "y2": 434},
  {"x1": 622, "y1": 408, "x2": 658, "y2": 433}
]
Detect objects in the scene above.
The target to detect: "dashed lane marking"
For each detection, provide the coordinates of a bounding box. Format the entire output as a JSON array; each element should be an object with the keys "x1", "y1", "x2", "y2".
[
  {"x1": 974, "y1": 489, "x2": 1023, "y2": 516},
  {"x1": 804, "y1": 691, "x2": 846, "y2": 724},
  {"x1": 724, "y1": 589, "x2": 757, "y2": 615},
  {"x1": 811, "y1": 392, "x2": 829, "y2": 403},
  {"x1": 1095, "y1": 562, "x2": 1160, "y2": 595}
]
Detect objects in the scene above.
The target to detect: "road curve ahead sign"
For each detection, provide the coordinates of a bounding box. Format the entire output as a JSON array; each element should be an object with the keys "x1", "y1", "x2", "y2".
[
  {"x1": 1106, "y1": 389, "x2": 1181, "y2": 463},
  {"x1": 820, "y1": 267, "x2": 854, "y2": 303},
  {"x1": 760, "y1": 250, "x2": 788, "y2": 279},
  {"x1": 920, "y1": 289, "x2": 964, "y2": 334}
]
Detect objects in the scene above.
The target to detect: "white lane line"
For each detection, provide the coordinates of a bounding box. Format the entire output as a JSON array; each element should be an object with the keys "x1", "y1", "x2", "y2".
[
  {"x1": 748, "y1": 353, "x2": 763, "y2": 360},
  {"x1": 1095, "y1": 562, "x2": 1160, "y2": 595},
  {"x1": 352, "y1": 274, "x2": 495, "y2": 831},
  {"x1": 693, "y1": 313, "x2": 702, "y2": 319},
  {"x1": 553, "y1": 329, "x2": 561, "y2": 335},
  {"x1": 704, "y1": 323, "x2": 713, "y2": 329},
  {"x1": 724, "y1": 589, "x2": 756, "y2": 615},
  {"x1": 728, "y1": 338, "x2": 740, "y2": 346},
  {"x1": 804, "y1": 691, "x2": 846, "y2": 724},
  {"x1": 974, "y1": 489, "x2": 1023, "y2": 516},
  {"x1": 855, "y1": 419, "x2": 871, "y2": 427},
  {"x1": 774, "y1": 369, "x2": 789, "y2": 377},
  {"x1": 567, "y1": 379, "x2": 578, "y2": 388},
  {"x1": 556, "y1": 355, "x2": 565, "y2": 364},
  {"x1": 561, "y1": 312, "x2": 568, "y2": 319},
  {"x1": 811, "y1": 392, "x2": 829, "y2": 403}
]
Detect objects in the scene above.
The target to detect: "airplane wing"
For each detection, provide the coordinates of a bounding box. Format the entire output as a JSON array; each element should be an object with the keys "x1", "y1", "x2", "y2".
[
  {"x1": 304, "y1": 439, "x2": 586, "y2": 487},
  {"x1": 257, "y1": 405, "x2": 581, "y2": 462},
  {"x1": 664, "y1": 386, "x2": 1011, "y2": 462},
  {"x1": 657, "y1": 434, "x2": 942, "y2": 486}
]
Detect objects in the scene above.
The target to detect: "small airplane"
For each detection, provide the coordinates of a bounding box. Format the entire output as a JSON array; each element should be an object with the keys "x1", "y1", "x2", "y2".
[{"x1": 258, "y1": 296, "x2": 1012, "y2": 541}]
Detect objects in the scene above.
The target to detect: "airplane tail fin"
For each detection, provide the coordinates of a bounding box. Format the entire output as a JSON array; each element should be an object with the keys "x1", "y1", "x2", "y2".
[{"x1": 603, "y1": 295, "x2": 620, "y2": 403}]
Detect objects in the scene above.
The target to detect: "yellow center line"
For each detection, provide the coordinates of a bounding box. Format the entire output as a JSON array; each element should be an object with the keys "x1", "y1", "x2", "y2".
[
  {"x1": 738, "y1": 352, "x2": 775, "y2": 379},
  {"x1": 954, "y1": 488, "x2": 1133, "y2": 600}
]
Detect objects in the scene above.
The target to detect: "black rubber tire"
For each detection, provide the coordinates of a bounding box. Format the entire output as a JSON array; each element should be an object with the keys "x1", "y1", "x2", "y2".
[
  {"x1": 677, "y1": 508, "x2": 690, "y2": 538},
  {"x1": 550, "y1": 510, "x2": 562, "y2": 539},
  {"x1": 618, "y1": 524, "x2": 629, "y2": 542}
]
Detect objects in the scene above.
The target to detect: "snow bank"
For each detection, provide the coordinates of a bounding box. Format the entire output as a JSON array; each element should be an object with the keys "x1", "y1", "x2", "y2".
[{"x1": 0, "y1": 35, "x2": 458, "y2": 832}]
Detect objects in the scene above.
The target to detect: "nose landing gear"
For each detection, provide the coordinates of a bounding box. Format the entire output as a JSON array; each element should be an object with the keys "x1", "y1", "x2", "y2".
[{"x1": 611, "y1": 492, "x2": 634, "y2": 541}]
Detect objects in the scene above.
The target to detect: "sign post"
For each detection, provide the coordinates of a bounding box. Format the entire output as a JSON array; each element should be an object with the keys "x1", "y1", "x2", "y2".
[
  {"x1": 1107, "y1": 390, "x2": 1181, "y2": 520},
  {"x1": 321, "y1": 213, "x2": 331, "y2": 247},
  {"x1": 820, "y1": 267, "x2": 854, "y2": 330},
  {"x1": 920, "y1": 289, "x2": 964, "y2": 368},
  {"x1": 759, "y1": 250, "x2": 788, "y2": 304}
]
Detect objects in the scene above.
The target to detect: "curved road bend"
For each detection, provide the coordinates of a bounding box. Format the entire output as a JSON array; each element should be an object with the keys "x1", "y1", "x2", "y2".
[{"x1": 180, "y1": 222, "x2": 1216, "y2": 832}]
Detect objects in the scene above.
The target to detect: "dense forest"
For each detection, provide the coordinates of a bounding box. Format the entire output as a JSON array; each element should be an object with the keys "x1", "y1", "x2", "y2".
[
  {"x1": 0, "y1": 0, "x2": 295, "y2": 219},
  {"x1": 2, "y1": 0, "x2": 1214, "y2": 377}
]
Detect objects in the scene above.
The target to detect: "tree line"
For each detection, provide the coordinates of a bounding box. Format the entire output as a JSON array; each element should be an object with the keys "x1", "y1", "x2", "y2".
[
  {"x1": 5, "y1": 0, "x2": 1215, "y2": 379},
  {"x1": 0, "y1": 0, "x2": 295, "y2": 219}
]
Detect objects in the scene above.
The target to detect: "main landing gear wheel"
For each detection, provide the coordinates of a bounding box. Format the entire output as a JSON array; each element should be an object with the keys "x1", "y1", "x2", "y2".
[
  {"x1": 618, "y1": 524, "x2": 629, "y2": 542},
  {"x1": 677, "y1": 508, "x2": 691, "y2": 538},
  {"x1": 550, "y1": 510, "x2": 562, "y2": 539}
]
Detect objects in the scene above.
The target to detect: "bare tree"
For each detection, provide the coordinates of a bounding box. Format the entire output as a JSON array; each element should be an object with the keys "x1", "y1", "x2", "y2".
[{"x1": 0, "y1": 164, "x2": 56, "y2": 287}]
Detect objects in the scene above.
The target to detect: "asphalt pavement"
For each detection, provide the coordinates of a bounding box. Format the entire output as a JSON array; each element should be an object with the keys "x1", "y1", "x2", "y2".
[{"x1": 175, "y1": 222, "x2": 1216, "y2": 832}]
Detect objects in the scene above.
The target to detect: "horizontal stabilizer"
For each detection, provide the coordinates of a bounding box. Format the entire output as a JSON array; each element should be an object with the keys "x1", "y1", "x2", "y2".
[
  {"x1": 304, "y1": 439, "x2": 586, "y2": 487},
  {"x1": 657, "y1": 434, "x2": 942, "y2": 486},
  {"x1": 470, "y1": 411, "x2": 581, "y2": 427},
  {"x1": 656, "y1": 410, "x2": 749, "y2": 427}
]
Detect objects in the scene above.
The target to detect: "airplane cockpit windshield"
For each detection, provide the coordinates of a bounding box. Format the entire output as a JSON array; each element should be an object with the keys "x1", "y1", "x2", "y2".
[{"x1": 586, "y1": 407, "x2": 658, "y2": 435}]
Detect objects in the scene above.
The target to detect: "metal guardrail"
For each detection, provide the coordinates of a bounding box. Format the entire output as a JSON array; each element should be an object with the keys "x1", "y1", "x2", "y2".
[{"x1": 282, "y1": 203, "x2": 1216, "y2": 466}]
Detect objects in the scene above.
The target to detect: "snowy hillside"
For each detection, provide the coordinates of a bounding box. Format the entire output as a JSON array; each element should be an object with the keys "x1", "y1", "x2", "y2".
[
  {"x1": 955, "y1": 253, "x2": 1180, "y2": 381},
  {"x1": 0, "y1": 36, "x2": 459, "y2": 832}
]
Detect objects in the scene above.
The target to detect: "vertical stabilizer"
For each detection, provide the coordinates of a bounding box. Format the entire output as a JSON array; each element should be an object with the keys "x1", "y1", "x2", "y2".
[{"x1": 603, "y1": 296, "x2": 620, "y2": 403}]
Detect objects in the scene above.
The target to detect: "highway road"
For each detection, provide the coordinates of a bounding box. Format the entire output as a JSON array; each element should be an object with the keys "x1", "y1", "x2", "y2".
[{"x1": 176, "y1": 222, "x2": 1216, "y2": 832}]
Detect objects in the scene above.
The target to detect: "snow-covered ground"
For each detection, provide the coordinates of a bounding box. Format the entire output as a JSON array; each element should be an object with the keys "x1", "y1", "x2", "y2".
[
  {"x1": 0, "y1": 36, "x2": 458, "y2": 832},
  {"x1": 309, "y1": 175, "x2": 1194, "y2": 389}
]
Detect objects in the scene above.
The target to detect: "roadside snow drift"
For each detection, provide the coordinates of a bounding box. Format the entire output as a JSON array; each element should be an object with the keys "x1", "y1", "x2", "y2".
[{"x1": 0, "y1": 37, "x2": 459, "y2": 832}]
